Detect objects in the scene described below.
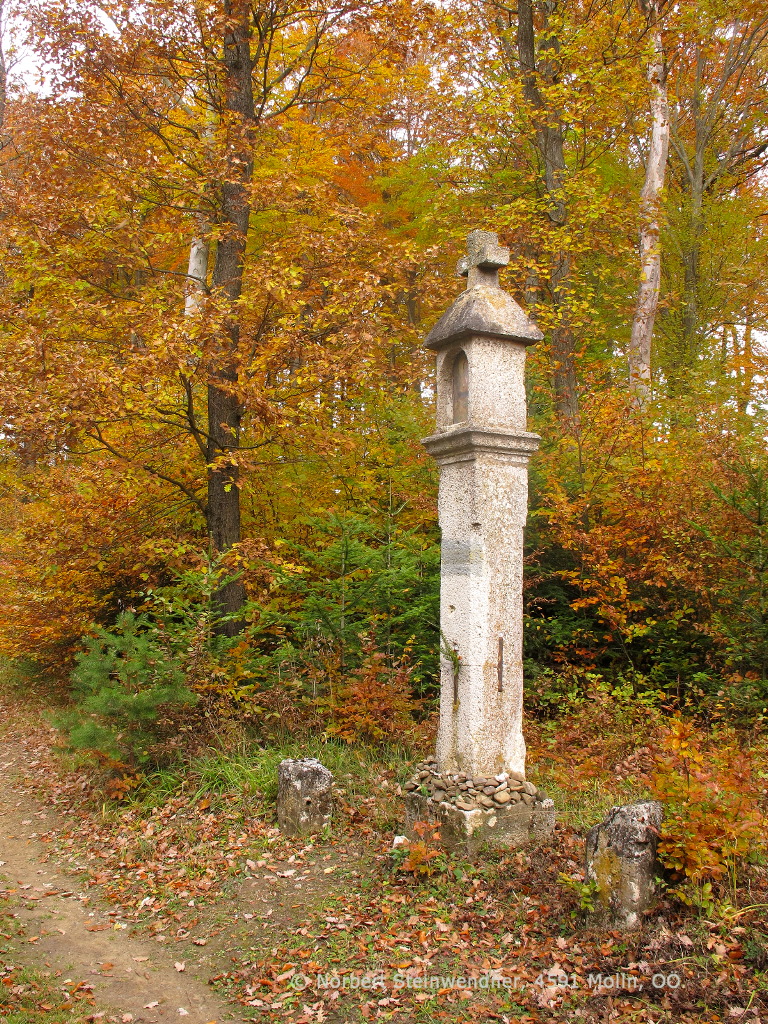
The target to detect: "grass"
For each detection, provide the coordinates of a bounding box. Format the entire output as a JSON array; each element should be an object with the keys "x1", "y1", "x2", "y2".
[
  {"x1": 131, "y1": 733, "x2": 418, "y2": 812},
  {"x1": 0, "y1": 658, "x2": 69, "y2": 709},
  {"x1": 531, "y1": 768, "x2": 652, "y2": 832}
]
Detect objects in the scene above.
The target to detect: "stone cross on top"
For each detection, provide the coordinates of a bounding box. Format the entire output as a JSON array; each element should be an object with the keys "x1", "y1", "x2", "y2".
[{"x1": 456, "y1": 229, "x2": 510, "y2": 289}]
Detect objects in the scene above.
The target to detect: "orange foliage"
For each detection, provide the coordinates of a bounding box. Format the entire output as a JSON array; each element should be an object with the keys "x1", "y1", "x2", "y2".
[
  {"x1": 322, "y1": 638, "x2": 419, "y2": 745},
  {"x1": 650, "y1": 717, "x2": 765, "y2": 883},
  {"x1": 529, "y1": 389, "x2": 756, "y2": 677},
  {"x1": 0, "y1": 459, "x2": 194, "y2": 669},
  {"x1": 393, "y1": 821, "x2": 444, "y2": 877}
]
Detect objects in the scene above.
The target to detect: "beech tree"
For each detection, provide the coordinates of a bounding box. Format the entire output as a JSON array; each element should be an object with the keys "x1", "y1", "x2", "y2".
[
  {"x1": 0, "y1": 0, "x2": 444, "y2": 653},
  {"x1": 2, "y1": 0, "x2": 768, "y2": 692},
  {"x1": 663, "y1": 4, "x2": 768, "y2": 390},
  {"x1": 11, "y1": 0, "x2": 408, "y2": 632},
  {"x1": 0, "y1": 0, "x2": 7, "y2": 132},
  {"x1": 628, "y1": 0, "x2": 669, "y2": 402},
  {"x1": 452, "y1": 0, "x2": 646, "y2": 429},
  {"x1": 513, "y1": 0, "x2": 578, "y2": 425}
]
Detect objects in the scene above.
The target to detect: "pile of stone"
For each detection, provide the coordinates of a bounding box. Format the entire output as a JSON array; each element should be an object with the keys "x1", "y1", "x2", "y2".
[{"x1": 404, "y1": 758, "x2": 548, "y2": 813}]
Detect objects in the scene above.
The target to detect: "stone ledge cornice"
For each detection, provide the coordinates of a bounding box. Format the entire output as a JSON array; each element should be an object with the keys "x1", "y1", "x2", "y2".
[{"x1": 421, "y1": 426, "x2": 541, "y2": 465}]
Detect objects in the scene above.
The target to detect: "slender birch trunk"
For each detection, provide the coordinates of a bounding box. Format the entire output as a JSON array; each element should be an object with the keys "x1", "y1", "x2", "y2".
[
  {"x1": 184, "y1": 212, "x2": 210, "y2": 317},
  {"x1": 629, "y1": 1, "x2": 669, "y2": 404}
]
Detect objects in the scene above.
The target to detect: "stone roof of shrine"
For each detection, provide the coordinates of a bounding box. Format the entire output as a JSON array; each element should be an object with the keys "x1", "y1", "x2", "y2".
[{"x1": 424, "y1": 282, "x2": 544, "y2": 350}]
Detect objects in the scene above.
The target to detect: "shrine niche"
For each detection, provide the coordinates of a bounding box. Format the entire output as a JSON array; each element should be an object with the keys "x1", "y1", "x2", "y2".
[{"x1": 451, "y1": 350, "x2": 469, "y2": 423}]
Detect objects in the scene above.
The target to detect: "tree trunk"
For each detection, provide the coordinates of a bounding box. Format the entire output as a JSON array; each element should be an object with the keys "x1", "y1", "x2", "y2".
[
  {"x1": 549, "y1": 250, "x2": 579, "y2": 424},
  {"x1": 681, "y1": 157, "x2": 703, "y2": 367},
  {"x1": 516, "y1": 0, "x2": 579, "y2": 427},
  {"x1": 679, "y1": 45, "x2": 705, "y2": 376},
  {"x1": 207, "y1": 0, "x2": 255, "y2": 635},
  {"x1": 667, "y1": 19, "x2": 768, "y2": 396},
  {"x1": 628, "y1": 4, "x2": 668, "y2": 404},
  {"x1": 185, "y1": 213, "x2": 210, "y2": 317},
  {"x1": 0, "y1": 0, "x2": 7, "y2": 133},
  {"x1": 669, "y1": 44, "x2": 706, "y2": 391},
  {"x1": 739, "y1": 308, "x2": 754, "y2": 415}
]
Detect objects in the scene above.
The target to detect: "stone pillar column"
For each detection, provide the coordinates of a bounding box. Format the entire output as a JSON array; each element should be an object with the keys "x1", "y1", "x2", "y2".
[
  {"x1": 403, "y1": 231, "x2": 554, "y2": 855},
  {"x1": 426, "y1": 427, "x2": 539, "y2": 776},
  {"x1": 422, "y1": 230, "x2": 542, "y2": 779}
]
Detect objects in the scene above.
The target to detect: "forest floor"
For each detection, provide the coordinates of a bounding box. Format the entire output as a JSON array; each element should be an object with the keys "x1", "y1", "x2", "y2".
[
  {"x1": 1, "y1": 668, "x2": 767, "y2": 1024},
  {"x1": 0, "y1": 732, "x2": 237, "y2": 1024}
]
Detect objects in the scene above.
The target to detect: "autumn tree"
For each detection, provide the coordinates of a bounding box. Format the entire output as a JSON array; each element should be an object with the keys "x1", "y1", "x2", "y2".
[
  {"x1": 0, "y1": 0, "x2": 447, "y2": 661},
  {"x1": 512, "y1": 0, "x2": 578, "y2": 424},
  {"x1": 660, "y1": 3, "x2": 768, "y2": 393},
  {"x1": 0, "y1": 0, "x2": 7, "y2": 132},
  {"x1": 434, "y1": 0, "x2": 647, "y2": 426},
  {"x1": 3, "y1": 0, "x2": 768, "y2": 708},
  {"x1": 628, "y1": 0, "x2": 669, "y2": 401}
]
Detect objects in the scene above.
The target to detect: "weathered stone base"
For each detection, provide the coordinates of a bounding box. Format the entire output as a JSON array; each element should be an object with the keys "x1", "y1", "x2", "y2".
[{"x1": 403, "y1": 760, "x2": 555, "y2": 857}]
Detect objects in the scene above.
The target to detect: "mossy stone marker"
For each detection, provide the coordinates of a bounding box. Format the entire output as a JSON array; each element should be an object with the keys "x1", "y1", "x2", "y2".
[
  {"x1": 277, "y1": 757, "x2": 333, "y2": 836},
  {"x1": 585, "y1": 801, "x2": 663, "y2": 931}
]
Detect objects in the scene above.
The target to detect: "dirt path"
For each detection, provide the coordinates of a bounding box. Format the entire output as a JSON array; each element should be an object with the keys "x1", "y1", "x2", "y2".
[{"x1": 0, "y1": 739, "x2": 244, "y2": 1024}]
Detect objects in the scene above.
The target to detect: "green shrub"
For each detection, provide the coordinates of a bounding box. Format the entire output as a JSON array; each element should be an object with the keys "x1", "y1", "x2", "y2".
[
  {"x1": 244, "y1": 511, "x2": 440, "y2": 699},
  {"x1": 57, "y1": 611, "x2": 198, "y2": 764}
]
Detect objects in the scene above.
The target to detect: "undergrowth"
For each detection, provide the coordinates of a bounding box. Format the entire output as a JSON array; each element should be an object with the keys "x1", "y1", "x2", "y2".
[{"x1": 2, "y1": 662, "x2": 768, "y2": 1022}]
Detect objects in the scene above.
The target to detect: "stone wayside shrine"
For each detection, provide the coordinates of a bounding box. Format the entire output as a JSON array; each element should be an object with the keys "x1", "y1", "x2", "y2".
[{"x1": 404, "y1": 230, "x2": 555, "y2": 856}]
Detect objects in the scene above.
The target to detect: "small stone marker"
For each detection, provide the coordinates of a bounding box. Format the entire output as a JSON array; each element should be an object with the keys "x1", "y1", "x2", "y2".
[
  {"x1": 404, "y1": 229, "x2": 554, "y2": 856},
  {"x1": 585, "y1": 801, "x2": 663, "y2": 931},
  {"x1": 277, "y1": 758, "x2": 333, "y2": 836}
]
